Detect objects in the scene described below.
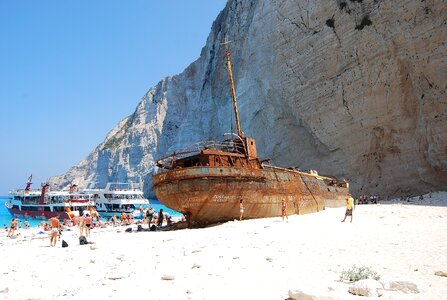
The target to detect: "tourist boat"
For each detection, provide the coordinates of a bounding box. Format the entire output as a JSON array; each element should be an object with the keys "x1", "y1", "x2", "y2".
[
  {"x1": 5, "y1": 176, "x2": 98, "y2": 220},
  {"x1": 152, "y1": 42, "x2": 349, "y2": 225},
  {"x1": 84, "y1": 182, "x2": 149, "y2": 219}
]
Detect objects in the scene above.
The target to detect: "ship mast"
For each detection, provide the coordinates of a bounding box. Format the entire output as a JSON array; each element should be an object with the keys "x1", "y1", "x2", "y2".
[{"x1": 222, "y1": 40, "x2": 243, "y2": 138}]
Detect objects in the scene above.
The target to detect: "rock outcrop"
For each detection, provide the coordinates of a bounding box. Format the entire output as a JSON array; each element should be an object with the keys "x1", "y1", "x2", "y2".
[{"x1": 49, "y1": 0, "x2": 447, "y2": 198}]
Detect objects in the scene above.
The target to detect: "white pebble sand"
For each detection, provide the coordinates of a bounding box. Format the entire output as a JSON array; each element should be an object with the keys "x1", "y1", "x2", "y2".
[{"x1": 0, "y1": 192, "x2": 446, "y2": 299}]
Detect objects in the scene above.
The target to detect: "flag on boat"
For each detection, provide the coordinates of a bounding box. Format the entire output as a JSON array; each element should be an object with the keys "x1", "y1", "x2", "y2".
[{"x1": 25, "y1": 174, "x2": 33, "y2": 192}]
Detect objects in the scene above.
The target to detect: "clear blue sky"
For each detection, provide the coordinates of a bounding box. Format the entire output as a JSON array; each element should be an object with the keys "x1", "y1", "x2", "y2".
[{"x1": 0, "y1": 0, "x2": 227, "y2": 195}]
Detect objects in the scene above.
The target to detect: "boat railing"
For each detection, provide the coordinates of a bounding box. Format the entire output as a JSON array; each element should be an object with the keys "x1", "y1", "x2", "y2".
[
  {"x1": 261, "y1": 164, "x2": 336, "y2": 181},
  {"x1": 168, "y1": 138, "x2": 244, "y2": 156},
  {"x1": 156, "y1": 139, "x2": 244, "y2": 170}
]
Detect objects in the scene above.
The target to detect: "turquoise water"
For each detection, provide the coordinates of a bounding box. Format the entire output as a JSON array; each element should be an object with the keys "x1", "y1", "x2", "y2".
[{"x1": 0, "y1": 196, "x2": 182, "y2": 228}]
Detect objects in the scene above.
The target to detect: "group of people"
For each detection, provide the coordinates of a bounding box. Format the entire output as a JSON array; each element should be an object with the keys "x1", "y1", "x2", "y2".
[
  {"x1": 357, "y1": 194, "x2": 379, "y2": 204},
  {"x1": 4, "y1": 218, "x2": 30, "y2": 237},
  {"x1": 101, "y1": 206, "x2": 173, "y2": 229}
]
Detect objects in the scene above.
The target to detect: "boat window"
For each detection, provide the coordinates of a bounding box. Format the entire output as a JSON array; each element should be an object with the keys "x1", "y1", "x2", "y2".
[
  {"x1": 44, "y1": 207, "x2": 51, "y2": 211},
  {"x1": 53, "y1": 206, "x2": 65, "y2": 212},
  {"x1": 20, "y1": 205, "x2": 37, "y2": 211},
  {"x1": 12, "y1": 205, "x2": 20, "y2": 209}
]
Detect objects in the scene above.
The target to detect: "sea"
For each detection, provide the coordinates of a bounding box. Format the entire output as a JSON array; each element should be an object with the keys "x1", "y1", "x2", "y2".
[{"x1": 0, "y1": 196, "x2": 182, "y2": 228}]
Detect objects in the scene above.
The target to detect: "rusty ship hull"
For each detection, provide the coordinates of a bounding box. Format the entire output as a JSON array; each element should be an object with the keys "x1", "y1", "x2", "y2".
[{"x1": 152, "y1": 165, "x2": 348, "y2": 224}]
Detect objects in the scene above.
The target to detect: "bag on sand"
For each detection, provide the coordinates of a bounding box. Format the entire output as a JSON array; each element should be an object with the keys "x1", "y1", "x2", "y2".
[
  {"x1": 137, "y1": 224, "x2": 143, "y2": 232},
  {"x1": 150, "y1": 224, "x2": 157, "y2": 231},
  {"x1": 125, "y1": 227, "x2": 132, "y2": 233},
  {"x1": 79, "y1": 235, "x2": 88, "y2": 245},
  {"x1": 62, "y1": 240, "x2": 68, "y2": 248}
]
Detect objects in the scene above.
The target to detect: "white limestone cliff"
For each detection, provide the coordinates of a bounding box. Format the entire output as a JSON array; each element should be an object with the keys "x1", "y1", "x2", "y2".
[{"x1": 49, "y1": 0, "x2": 447, "y2": 198}]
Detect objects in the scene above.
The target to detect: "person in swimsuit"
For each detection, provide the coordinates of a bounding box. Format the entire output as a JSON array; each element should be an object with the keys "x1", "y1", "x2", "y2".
[
  {"x1": 48, "y1": 217, "x2": 60, "y2": 247},
  {"x1": 111, "y1": 215, "x2": 117, "y2": 226},
  {"x1": 84, "y1": 214, "x2": 92, "y2": 238},
  {"x1": 7, "y1": 218, "x2": 17, "y2": 237},
  {"x1": 146, "y1": 206, "x2": 155, "y2": 228},
  {"x1": 121, "y1": 212, "x2": 128, "y2": 225},
  {"x1": 281, "y1": 199, "x2": 288, "y2": 221},
  {"x1": 157, "y1": 209, "x2": 164, "y2": 227},
  {"x1": 78, "y1": 214, "x2": 86, "y2": 237},
  {"x1": 239, "y1": 200, "x2": 244, "y2": 221},
  {"x1": 341, "y1": 194, "x2": 354, "y2": 223}
]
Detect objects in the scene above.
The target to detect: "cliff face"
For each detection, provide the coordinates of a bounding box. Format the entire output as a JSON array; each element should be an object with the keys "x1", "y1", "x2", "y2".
[{"x1": 49, "y1": 0, "x2": 447, "y2": 197}]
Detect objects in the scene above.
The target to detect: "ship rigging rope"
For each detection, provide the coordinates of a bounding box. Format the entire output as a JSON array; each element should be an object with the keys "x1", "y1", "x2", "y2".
[{"x1": 299, "y1": 174, "x2": 320, "y2": 212}]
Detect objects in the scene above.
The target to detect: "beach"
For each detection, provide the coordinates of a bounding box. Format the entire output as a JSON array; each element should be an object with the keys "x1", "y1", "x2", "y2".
[{"x1": 1, "y1": 192, "x2": 446, "y2": 300}]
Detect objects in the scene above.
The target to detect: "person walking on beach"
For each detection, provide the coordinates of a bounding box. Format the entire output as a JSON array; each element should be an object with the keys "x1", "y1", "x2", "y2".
[
  {"x1": 341, "y1": 194, "x2": 354, "y2": 223},
  {"x1": 85, "y1": 214, "x2": 92, "y2": 238},
  {"x1": 281, "y1": 199, "x2": 288, "y2": 222},
  {"x1": 24, "y1": 220, "x2": 30, "y2": 229},
  {"x1": 239, "y1": 200, "x2": 244, "y2": 221},
  {"x1": 48, "y1": 216, "x2": 60, "y2": 247},
  {"x1": 157, "y1": 208, "x2": 164, "y2": 227},
  {"x1": 78, "y1": 214, "x2": 86, "y2": 237},
  {"x1": 7, "y1": 218, "x2": 18, "y2": 237}
]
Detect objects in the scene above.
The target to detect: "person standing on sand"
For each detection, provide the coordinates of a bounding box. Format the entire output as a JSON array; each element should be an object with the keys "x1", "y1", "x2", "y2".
[
  {"x1": 78, "y1": 214, "x2": 85, "y2": 237},
  {"x1": 341, "y1": 194, "x2": 354, "y2": 223},
  {"x1": 7, "y1": 218, "x2": 18, "y2": 237},
  {"x1": 157, "y1": 208, "x2": 164, "y2": 227},
  {"x1": 146, "y1": 206, "x2": 155, "y2": 227},
  {"x1": 281, "y1": 199, "x2": 288, "y2": 221},
  {"x1": 48, "y1": 217, "x2": 60, "y2": 247},
  {"x1": 239, "y1": 200, "x2": 244, "y2": 221},
  {"x1": 85, "y1": 214, "x2": 92, "y2": 238}
]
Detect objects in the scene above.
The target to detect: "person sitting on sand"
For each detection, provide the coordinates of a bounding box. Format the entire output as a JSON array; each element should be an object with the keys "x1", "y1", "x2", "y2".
[
  {"x1": 157, "y1": 209, "x2": 164, "y2": 227},
  {"x1": 165, "y1": 213, "x2": 173, "y2": 226},
  {"x1": 48, "y1": 216, "x2": 60, "y2": 247},
  {"x1": 341, "y1": 194, "x2": 354, "y2": 223},
  {"x1": 120, "y1": 212, "x2": 128, "y2": 225},
  {"x1": 111, "y1": 215, "x2": 117, "y2": 226},
  {"x1": 239, "y1": 200, "x2": 244, "y2": 221},
  {"x1": 7, "y1": 218, "x2": 18, "y2": 237}
]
